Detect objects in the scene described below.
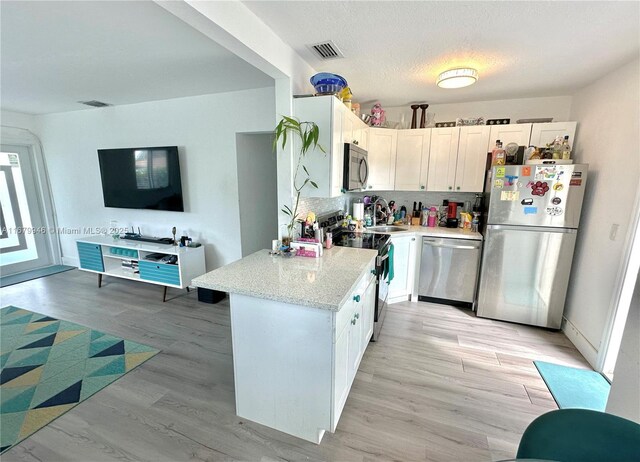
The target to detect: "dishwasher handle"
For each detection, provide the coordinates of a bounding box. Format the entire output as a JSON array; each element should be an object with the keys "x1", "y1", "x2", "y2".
[{"x1": 423, "y1": 238, "x2": 480, "y2": 250}]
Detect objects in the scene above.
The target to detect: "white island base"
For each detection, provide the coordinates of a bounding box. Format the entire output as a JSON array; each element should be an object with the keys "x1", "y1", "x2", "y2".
[{"x1": 228, "y1": 265, "x2": 375, "y2": 443}]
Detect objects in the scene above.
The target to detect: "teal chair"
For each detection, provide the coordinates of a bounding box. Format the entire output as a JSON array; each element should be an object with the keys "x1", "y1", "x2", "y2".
[{"x1": 517, "y1": 409, "x2": 640, "y2": 462}]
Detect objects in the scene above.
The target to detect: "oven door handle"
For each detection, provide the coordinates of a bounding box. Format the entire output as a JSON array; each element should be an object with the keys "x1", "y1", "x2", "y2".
[{"x1": 376, "y1": 253, "x2": 389, "y2": 266}]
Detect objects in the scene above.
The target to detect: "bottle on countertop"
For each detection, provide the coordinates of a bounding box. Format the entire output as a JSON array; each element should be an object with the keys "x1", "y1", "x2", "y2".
[
  {"x1": 491, "y1": 140, "x2": 505, "y2": 166},
  {"x1": 561, "y1": 135, "x2": 571, "y2": 160},
  {"x1": 552, "y1": 136, "x2": 563, "y2": 160}
]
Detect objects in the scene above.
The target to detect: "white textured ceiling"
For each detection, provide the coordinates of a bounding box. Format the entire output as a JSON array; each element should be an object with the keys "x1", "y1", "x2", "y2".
[
  {"x1": 244, "y1": 0, "x2": 640, "y2": 107},
  {"x1": 1, "y1": 1, "x2": 274, "y2": 114}
]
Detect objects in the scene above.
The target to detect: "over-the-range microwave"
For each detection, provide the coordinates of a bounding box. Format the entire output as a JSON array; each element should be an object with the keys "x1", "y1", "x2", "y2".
[{"x1": 343, "y1": 143, "x2": 369, "y2": 191}]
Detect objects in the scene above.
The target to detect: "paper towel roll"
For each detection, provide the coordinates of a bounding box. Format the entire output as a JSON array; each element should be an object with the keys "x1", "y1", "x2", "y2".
[{"x1": 353, "y1": 202, "x2": 364, "y2": 220}]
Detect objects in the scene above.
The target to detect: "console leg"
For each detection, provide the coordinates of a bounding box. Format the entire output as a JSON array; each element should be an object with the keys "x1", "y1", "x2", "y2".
[
  {"x1": 98, "y1": 274, "x2": 102, "y2": 288},
  {"x1": 163, "y1": 286, "x2": 167, "y2": 302}
]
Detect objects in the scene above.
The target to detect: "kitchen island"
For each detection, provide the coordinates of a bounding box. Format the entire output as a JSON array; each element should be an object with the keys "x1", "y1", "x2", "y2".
[{"x1": 192, "y1": 247, "x2": 378, "y2": 443}]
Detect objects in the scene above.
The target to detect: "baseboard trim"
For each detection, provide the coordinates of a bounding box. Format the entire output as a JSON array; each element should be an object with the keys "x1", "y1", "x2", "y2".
[
  {"x1": 62, "y1": 256, "x2": 79, "y2": 267},
  {"x1": 562, "y1": 317, "x2": 599, "y2": 367}
]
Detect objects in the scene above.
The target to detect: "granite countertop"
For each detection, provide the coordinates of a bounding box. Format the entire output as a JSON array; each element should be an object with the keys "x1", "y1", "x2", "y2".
[
  {"x1": 365, "y1": 225, "x2": 483, "y2": 241},
  {"x1": 192, "y1": 247, "x2": 377, "y2": 311}
]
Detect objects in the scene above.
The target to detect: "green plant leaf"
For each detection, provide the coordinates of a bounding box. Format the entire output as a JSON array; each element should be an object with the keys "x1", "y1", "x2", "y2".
[{"x1": 310, "y1": 180, "x2": 318, "y2": 188}]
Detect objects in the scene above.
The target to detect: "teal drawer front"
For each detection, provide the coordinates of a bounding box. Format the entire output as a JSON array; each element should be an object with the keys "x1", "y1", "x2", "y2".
[
  {"x1": 77, "y1": 242, "x2": 104, "y2": 272},
  {"x1": 139, "y1": 260, "x2": 180, "y2": 286}
]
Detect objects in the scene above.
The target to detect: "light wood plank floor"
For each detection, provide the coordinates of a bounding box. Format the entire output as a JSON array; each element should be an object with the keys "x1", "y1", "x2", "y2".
[{"x1": 0, "y1": 270, "x2": 590, "y2": 461}]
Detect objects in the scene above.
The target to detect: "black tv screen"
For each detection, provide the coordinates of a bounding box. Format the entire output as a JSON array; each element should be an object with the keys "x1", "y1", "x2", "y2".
[{"x1": 97, "y1": 146, "x2": 184, "y2": 211}]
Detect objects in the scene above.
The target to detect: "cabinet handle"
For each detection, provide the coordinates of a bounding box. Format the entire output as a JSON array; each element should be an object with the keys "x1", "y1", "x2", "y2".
[
  {"x1": 351, "y1": 318, "x2": 356, "y2": 325},
  {"x1": 370, "y1": 269, "x2": 377, "y2": 275},
  {"x1": 355, "y1": 312, "x2": 360, "y2": 319},
  {"x1": 448, "y1": 186, "x2": 452, "y2": 190},
  {"x1": 456, "y1": 186, "x2": 460, "y2": 190},
  {"x1": 420, "y1": 185, "x2": 425, "y2": 190},
  {"x1": 353, "y1": 295, "x2": 361, "y2": 302},
  {"x1": 411, "y1": 238, "x2": 416, "y2": 241}
]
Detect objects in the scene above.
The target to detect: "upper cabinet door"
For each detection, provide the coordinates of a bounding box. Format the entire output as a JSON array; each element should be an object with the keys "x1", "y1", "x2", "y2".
[
  {"x1": 394, "y1": 129, "x2": 431, "y2": 191},
  {"x1": 427, "y1": 127, "x2": 459, "y2": 192},
  {"x1": 455, "y1": 126, "x2": 491, "y2": 192},
  {"x1": 529, "y1": 122, "x2": 577, "y2": 147},
  {"x1": 342, "y1": 113, "x2": 355, "y2": 145},
  {"x1": 488, "y1": 123, "x2": 532, "y2": 147},
  {"x1": 330, "y1": 103, "x2": 346, "y2": 197},
  {"x1": 367, "y1": 128, "x2": 397, "y2": 191}
]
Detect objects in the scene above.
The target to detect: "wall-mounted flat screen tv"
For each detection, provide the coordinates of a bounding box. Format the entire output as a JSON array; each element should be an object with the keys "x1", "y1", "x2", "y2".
[{"x1": 98, "y1": 146, "x2": 184, "y2": 212}]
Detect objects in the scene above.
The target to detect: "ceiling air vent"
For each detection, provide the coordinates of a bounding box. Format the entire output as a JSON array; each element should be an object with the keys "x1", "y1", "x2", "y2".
[
  {"x1": 307, "y1": 41, "x2": 344, "y2": 60},
  {"x1": 78, "y1": 100, "x2": 111, "y2": 108}
]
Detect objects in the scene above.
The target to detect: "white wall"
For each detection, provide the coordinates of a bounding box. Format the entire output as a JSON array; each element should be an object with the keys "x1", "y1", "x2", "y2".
[
  {"x1": 379, "y1": 95, "x2": 573, "y2": 127},
  {"x1": 563, "y1": 58, "x2": 640, "y2": 365},
  {"x1": 606, "y1": 272, "x2": 640, "y2": 423},
  {"x1": 236, "y1": 133, "x2": 278, "y2": 256},
  {"x1": 1, "y1": 110, "x2": 38, "y2": 132},
  {"x1": 34, "y1": 87, "x2": 275, "y2": 270}
]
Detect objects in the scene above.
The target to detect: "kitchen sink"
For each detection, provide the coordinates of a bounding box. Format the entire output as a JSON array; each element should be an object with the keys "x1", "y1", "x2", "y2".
[{"x1": 365, "y1": 225, "x2": 409, "y2": 233}]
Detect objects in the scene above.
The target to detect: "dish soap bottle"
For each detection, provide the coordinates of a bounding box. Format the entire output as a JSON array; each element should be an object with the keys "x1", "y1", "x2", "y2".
[{"x1": 491, "y1": 140, "x2": 505, "y2": 166}]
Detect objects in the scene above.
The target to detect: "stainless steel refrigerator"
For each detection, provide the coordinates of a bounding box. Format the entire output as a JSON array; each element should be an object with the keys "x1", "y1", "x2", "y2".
[{"x1": 477, "y1": 163, "x2": 588, "y2": 328}]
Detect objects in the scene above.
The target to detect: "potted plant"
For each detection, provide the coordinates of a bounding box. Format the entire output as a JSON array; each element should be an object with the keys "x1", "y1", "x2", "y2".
[{"x1": 273, "y1": 116, "x2": 325, "y2": 248}]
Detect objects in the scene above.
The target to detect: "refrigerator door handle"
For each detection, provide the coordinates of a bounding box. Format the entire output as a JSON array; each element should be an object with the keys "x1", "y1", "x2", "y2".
[{"x1": 487, "y1": 224, "x2": 577, "y2": 234}]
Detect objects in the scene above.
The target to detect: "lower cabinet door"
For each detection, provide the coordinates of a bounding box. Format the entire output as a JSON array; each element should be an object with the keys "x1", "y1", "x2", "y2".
[
  {"x1": 77, "y1": 242, "x2": 104, "y2": 272},
  {"x1": 388, "y1": 236, "x2": 412, "y2": 301},
  {"x1": 361, "y1": 280, "x2": 376, "y2": 350},
  {"x1": 347, "y1": 304, "x2": 363, "y2": 382},
  {"x1": 139, "y1": 261, "x2": 181, "y2": 286},
  {"x1": 332, "y1": 324, "x2": 350, "y2": 431}
]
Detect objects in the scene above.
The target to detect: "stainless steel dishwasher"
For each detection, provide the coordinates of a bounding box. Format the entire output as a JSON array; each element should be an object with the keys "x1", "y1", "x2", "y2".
[{"x1": 418, "y1": 237, "x2": 482, "y2": 308}]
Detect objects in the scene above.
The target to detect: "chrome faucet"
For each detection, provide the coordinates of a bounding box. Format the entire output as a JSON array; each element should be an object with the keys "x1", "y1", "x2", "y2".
[{"x1": 372, "y1": 197, "x2": 389, "y2": 227}]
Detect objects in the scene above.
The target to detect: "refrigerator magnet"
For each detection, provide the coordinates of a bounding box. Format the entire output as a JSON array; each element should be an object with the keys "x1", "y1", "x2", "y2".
[
  {"x1": 494, "y1": 179, "x2": 504, "y2": 189},
  {"x1": 521, "y1": 198, "x2": 534, "y2": 205},
  {"x1": 553, "y1": 183, "x2": 564, "y2": 191},
  {"x1": 570, "y1": 179, "x2": 582, "y2": 186},
  {"x1": 501, "y1": 191, "x2": 520, "y2": 201},
  {"x1": 551, "y1": 197, "x2": 562, "y2": 205},
  {"x1": 521, "y1": 166, "x2": 531, "y2": 177},
  {"x1": 496, "y1": 167, "x2": 506, "y2": 178},
  {"x1": 524, "y1": 206, "x2": 538, "y2": 215},
  {"x1": 546, "y1": 206, "x2": 563, "y2": 216}
]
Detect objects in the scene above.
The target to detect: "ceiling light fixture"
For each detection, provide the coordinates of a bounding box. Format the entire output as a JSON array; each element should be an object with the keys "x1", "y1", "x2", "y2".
[{"x1": 436, "y1": 68, "x2": 478, "y2": 89}]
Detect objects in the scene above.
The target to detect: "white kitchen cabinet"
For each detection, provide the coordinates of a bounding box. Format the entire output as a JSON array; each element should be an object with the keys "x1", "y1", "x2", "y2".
[
  {"x1": 293, "y1": 96, "x2": 368, "y2": 198},
  {"x1": 488, "y1": 123, "x2": 532, "y2": 147},
  {"x1": 455, "y1": 125, "x2": 491, "y2": 192},
  {"x1": 388, "y1": 235, "x2": 416, "y2": 303},
  {"x1": 361, "y1": 278, "x2": 375, "y2": 350},
  {"x1": 529, "y1": 122, "x2": 577, "y2": 147},
  {"x1": 427, "y1": 127, "x2": 460, "y2": 192},
  {"x1": 366, "y1": 127, "x2": 397, "y2": 190},
  {"x1": 394, "y1": 129, "x2": 431, "y2": 191}
]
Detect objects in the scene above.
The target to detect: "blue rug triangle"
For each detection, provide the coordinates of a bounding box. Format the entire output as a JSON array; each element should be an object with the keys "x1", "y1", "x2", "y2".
[
  {"x1": 3, "y1": 306, "x2": 20, "y2": 315},
  {"x1": 34, "y1": 380, "x2": 82, "y2": 409},
  {"x1": 91, "y1": 340, "x2": 124, "y2": 358},
  {"x1": 0, "y1": 365, "x2": 39, "y2": 385},
  {"x1": 0, "y1": 352, "x2": 10, "y2": 368},
  {"x1": 91, "y1": 330, "x2": 105, "y2": 341},
  {"x1": 3, "y1": 313, "x2": 33, "y2": 325},
  {"x1": 26, "y1": 321, "x2": 60, "y2": 335},
  {"x1": 17, "y1": 333, "x2": 56, "y2": 350},
  {"x1": 1, "y1": 445, "x2": 11, "y2": 453},
  {"x1": 88, "y1": 356, "x2": 125, "y2": 377},
  {"x1": 1, "y1": 386, "x2": 36, "y2": 413},
  {"x1": 33, "y1": 316, "x2": 57, "y2": 323}
]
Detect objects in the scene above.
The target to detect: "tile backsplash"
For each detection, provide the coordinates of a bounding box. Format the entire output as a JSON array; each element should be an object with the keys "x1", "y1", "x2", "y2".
[{"x1": 297, "y1": 190, "x2": 481, "y2": 220}]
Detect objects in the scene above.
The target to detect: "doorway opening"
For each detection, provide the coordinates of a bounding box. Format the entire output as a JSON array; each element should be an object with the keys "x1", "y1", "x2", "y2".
[
  {"x1": 236, "y1": 133, "x2": 278, "y2": 257},
  {"x1": 0, "y1": 141, "x2": 60, "y2": 281},
  {"x1": 600, "y1": 185, "x2": 640, "y2": 380}
]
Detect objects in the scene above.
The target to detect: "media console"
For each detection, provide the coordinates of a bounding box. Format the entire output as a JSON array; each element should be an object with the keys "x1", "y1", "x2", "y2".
[{"x1": 76, "y1": 236, "x2": 205, "y2": 302}]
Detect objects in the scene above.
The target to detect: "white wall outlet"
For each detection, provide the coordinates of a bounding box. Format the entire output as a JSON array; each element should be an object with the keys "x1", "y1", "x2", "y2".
[{"x1": 609, "y1": 223, "x2": 620, "y2": 241}]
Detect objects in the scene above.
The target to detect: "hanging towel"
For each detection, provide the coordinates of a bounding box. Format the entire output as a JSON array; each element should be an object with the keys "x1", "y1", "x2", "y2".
[{"x1": 385, "y1": 243, "x2": 394, "y2": 284}]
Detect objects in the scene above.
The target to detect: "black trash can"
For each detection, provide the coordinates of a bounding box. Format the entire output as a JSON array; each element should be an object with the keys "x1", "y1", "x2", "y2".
[{"x1": 197, "y1": 287, "x2": 226, "y2": 304}]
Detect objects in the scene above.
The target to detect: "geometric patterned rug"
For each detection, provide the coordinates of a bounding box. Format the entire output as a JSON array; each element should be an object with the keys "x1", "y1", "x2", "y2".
[{"x1": 0, "y1": 306, "x2": 159, "y2": 454}]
